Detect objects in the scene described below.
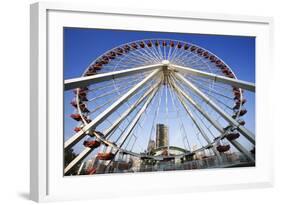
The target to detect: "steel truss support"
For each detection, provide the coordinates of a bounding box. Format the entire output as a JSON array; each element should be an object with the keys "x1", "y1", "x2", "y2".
[
  {"x1": 170, "y1": 64, "x2": 255, "y2": 92},
  {"x1": 64, "y1": 69, "x2": 161, "y2": 150},
  {"x1": 64, "y1": 81, "x2": 162, "y2": 174},
  {"x1": 64, "y1": 63, "x2": 163, "y2": 90},
  {"x1": 103, "y1": 84, "x2": 160, "y2": 172},
  {"x1": 173, "y1": 72, "x2": 255, "y2": 145},
  {"x1": 170, "y1": 74, "x2": 255, "y2": 162}
]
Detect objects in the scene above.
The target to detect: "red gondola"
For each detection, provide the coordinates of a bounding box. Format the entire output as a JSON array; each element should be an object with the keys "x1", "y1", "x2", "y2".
[
  {"x1": 203, "y1": 51, "x2": 209, "y2": 58},
  {"x1": 222, "y1": 68, "x2": 230, "y2": 75},
  {"x1": 73, "y1": 87, "x2": 88, "y2": 94},
  {"x1": 197, "y1": 48, "x2": 203, "y2": 55},
  {"x1": 79, "y1": 104, "x2": 90, "y2": 113},
  {"x1": 88, "y1": 66, "x2": 96, "y2": 73},
  {"x1": 83, "y1": 140, "x2": 101, "y2": 149},
  {"x1": 107, "y1": 52, "x2": 115, "y2": 60},
  {"x1": 233, "y1": 87, "x2": 239, "y2": 92},
  {"x1": 234, "y1": 93, "x2": 241, "y2": 100},
  {"x1": 71, "y1": 100, "x2": 78, "y2": 108},
  {"x1": 215, "y1": 59, "x2": 222, "y2": 65},
  {"x1": 209, "y1": 55, "x2": 217, "y2": 62},
  {"x1": 79, "y1": 95, "x2": 88, "y2": 102},
  {"x1": 225, "y1": 132, "x2": 240, "y2": 141},
  {"x1": 97, "y1": 152, "x2": 115, "y2": 160},
  {"x1": 238, "y1": 119, "x2": 246, "y2": 126},
  {"x1": 74, "y1": 127, "x2": 82, "y2": 132},
  {"x1": 84, "y1": 71, "x2": 95, "y2": 76},
  {"x1": 130, "y1": 43, "x2": 138, "y2": 49},
  {"x1": 177, "y1": 43, "x2": 182, "y2": 49},
  {"x1": 116, "y1": 48, "x2": 123, "y2": 55},
  {"x1": 237, "y1": 98, "x2": 246, "y2": 105},
  {"x1": 102, "y1": 55, "x2": 109, "y2": 61},
  {"x1": 93, "y1": 64, "x2": 102, "y2": 70},
  {"x1": 139, "y1": 41, "x2": 145, "y2": 48},
  {"x1": 70, "y1": 113, "x2": 83, "y2": 121},
  {"x1": 239, "y1": 109, "x2": 247, "y2": 116},
  {"x1": 227, "y1": 73, "x2": 235, "y2": 78},
  {"x1": 162, "y1": 41, "x2": 167, "y2": 46},
  {"x1": 123, "y1": 45, "x2": 130, "y2": 53},
  {"x1": 184, "y1": 44, "x2": 190, "y2": 50},
  {"x1": 155, "y1": 41, "x2": 159, "y2": 47},
  {"x1": 216, "y1": 144, "x2": 230, "y2": 153},
  {"x1": 234, "y1": 90, "x2": 240, "y2": 96},
  {"x1": 109, "y1": 51, "x2": 116, "y2": 57},
  {"x1": 170, "y1": 41, "x2": 175, "y2": 47},
  {"x1": 190, "y1": 46, "x2": 197, "y2": 52}
]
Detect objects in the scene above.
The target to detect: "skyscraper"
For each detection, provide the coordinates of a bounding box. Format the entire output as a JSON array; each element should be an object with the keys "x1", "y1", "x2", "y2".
[
  {"x1": 156, "y1": 124, "x2": 169, "y2": 148},
  {"x1": 147, "y1": 139, "x2": 155, "y2": 153}
]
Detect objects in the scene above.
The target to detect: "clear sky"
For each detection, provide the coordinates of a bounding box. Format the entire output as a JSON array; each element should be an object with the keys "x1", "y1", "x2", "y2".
[{"x1": 64, "y1": 27, "x2": 255, "y2": 158}]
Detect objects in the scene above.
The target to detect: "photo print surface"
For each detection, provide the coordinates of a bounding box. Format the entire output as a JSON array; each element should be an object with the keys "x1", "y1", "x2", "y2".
[{"x1": 63, "y1": 28, "x2": 255, "y2": 176}]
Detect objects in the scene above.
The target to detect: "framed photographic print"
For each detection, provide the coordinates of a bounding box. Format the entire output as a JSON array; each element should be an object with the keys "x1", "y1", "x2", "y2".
[{"x1": 30, "y1": 2, "x2": 274, "y2": 202}]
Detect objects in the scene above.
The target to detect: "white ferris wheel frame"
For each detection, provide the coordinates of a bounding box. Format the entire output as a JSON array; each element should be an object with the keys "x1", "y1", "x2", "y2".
[{"x1": 30, "y1": 2, "x2": 274, "y2": 202}]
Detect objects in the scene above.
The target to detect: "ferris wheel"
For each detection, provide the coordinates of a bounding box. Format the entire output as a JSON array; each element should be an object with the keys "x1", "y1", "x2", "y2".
[{"x1": 64, "y1": 39, "x2": 255, "y2": 175}]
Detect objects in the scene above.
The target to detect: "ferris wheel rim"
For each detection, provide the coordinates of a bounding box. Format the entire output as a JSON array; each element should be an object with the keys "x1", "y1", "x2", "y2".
[{"x1": 69, "y1": 38, "x2": 249, "y2": 163}]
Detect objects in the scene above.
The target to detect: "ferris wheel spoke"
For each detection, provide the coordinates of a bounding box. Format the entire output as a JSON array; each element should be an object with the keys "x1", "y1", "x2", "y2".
[
  {"x1": 169, "y1": 44, "x2": 182, "y2": 62},
  {"x1": 88, "y1": 81, "x2": 143, "y2": 102},
  {"x1": 170, "y1": 73, "x2": 224, "y2": 132},
  {"x1": 173, "y1": 71, "x2": 255, "y2": 144},
  {"x1": 64, "y1": 81, "x2": 161, "y2": 173},
  {"x1": 150, "y1": 43, "x2": 163, "y2": 61},
  {"x1": 186, "y1": 77, "x2": 234, "y2": 101},
  {"x1": 186, "y1": 74, "x2": 234, "y2": 93},
  {"x1": 65, "y1": 63, "x2": 163, "y2": 90},
  {"x1": 127, "y1": 45, "x2": 158, "y2": 64},
  {"x1": 171, "y1": 75, "x2": 254, "y2": 162},
  {"x1": 124, "y1": 48, "x2": 157, "y2": 65},
  {"x1": 168, "y1": 76, "x2": 202, "y2": 151},
  {"x1": 168, "y1": 76, "x2": 223, "y2": 162},
  {"x1": 170, "y1": 64, "x2": 255, "y2": 92},
  {"x1": 65, "y1": 69, "x2": 161, "y2": 150},
  {"x1": 103, "y1": 85, "x2": 160, "y2": 168},
  {"x1": 138, "y1": 47, "x2": 160, "y2": 63}
]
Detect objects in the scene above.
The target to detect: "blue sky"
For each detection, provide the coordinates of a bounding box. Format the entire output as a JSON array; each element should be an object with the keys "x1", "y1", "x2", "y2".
[{"x1": 64, "y1": 27, "x2": 255, "y2": 157}]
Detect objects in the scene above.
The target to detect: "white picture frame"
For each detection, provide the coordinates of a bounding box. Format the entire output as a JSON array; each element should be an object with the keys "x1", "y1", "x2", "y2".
[{"x1": 30, "y1": 2, "x2": 274, "y2": 202}]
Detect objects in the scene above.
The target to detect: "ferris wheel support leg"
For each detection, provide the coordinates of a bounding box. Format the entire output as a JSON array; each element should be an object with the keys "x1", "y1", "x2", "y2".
[
  {"x1": 103, "y1": 85, "x2": 160, "y2": 173},
  {"x1": 64, "y1": 63, "x2": 163, "y2": 90},
  {"x1": 170, "y1": 76, "x2": 254, "y2": 163},
  {"x1": 170, "y1": 64, "x2": 255, "y2": 92},
  {"x1": 173, "y1": 72, "x2": 255, "y2": 145},
  {"x1": 64, "y1": 82, "x2": 161, "y2": 174},
  {"x1": 64, "y1": 69, "x2": 161, "y2": 150},
  {"x1": 174, "y1": 88, "x2": 223, "y2": 164}
]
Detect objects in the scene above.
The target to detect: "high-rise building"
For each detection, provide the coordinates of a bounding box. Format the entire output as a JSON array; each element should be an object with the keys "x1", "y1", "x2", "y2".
[
  {"x1": 147, "y1": 139, "x2": 155, "y2": 153},
  {"x1": 156, "y1": 124, "x2": 169, "y2": 148}
]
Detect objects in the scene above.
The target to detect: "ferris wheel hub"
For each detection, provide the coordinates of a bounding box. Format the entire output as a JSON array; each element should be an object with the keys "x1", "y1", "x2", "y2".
[{"x1": 162, "y1": 60, "x2": 170, "y2": 65}]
